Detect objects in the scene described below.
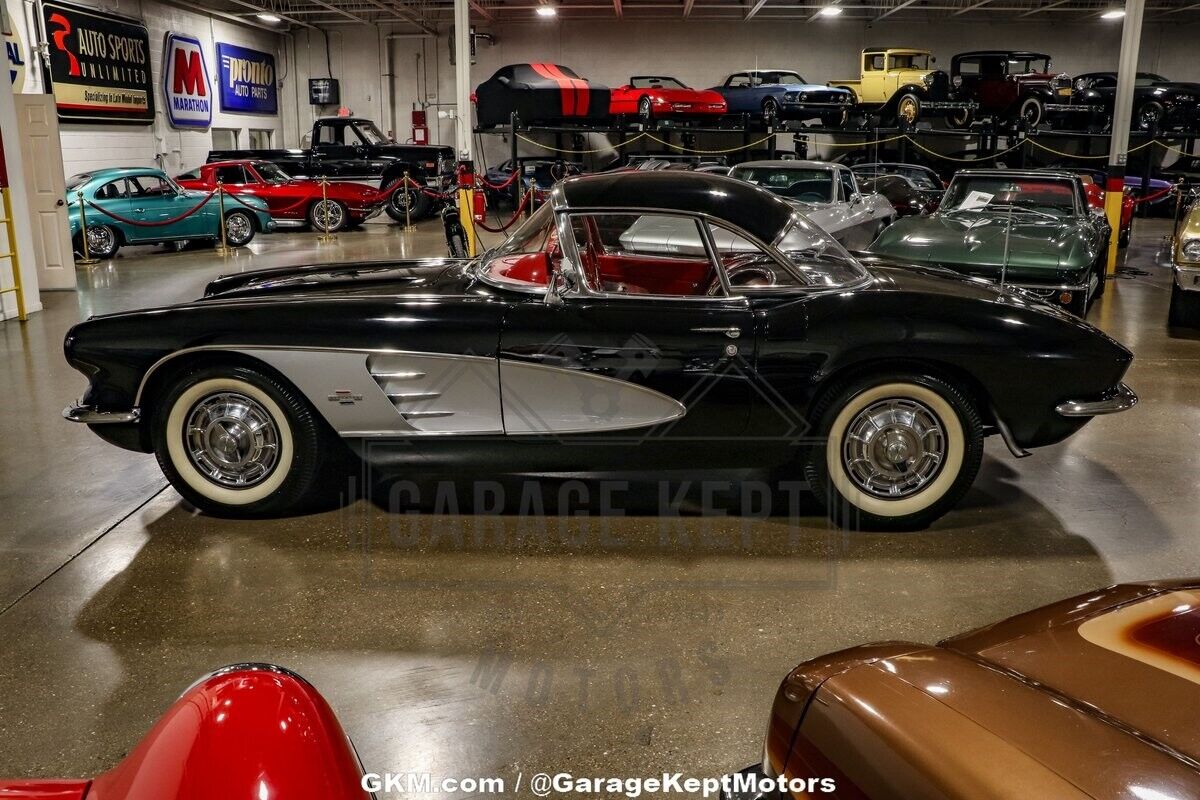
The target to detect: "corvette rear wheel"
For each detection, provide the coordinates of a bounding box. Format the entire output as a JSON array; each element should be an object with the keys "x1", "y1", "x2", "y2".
[
  {"x1": 805, "y1": 374, "x2": 983, "y2": 530},
  {"x1": 308, "y1": 198, "x2": 348, "y2": 232},
  {"x1": 152, "y1": 365, "x2": 325, "y2": 516}
]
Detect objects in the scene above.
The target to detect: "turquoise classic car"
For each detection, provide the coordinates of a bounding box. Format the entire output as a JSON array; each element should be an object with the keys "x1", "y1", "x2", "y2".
[{"x1": 67, "y1": 167, "x2": 275, "y2": 260}]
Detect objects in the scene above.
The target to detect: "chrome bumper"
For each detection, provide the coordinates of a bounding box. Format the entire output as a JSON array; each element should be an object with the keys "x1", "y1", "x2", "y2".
[
  {"x1": 1055, "y1": 383, "x2": 1138, "y2": 417},
  {"x1": 63, "y1": 402, "x2": 140, "y2": 424},
  {"x1": 1174, "y1": 262, "x2": 1200, "y2": 293}
]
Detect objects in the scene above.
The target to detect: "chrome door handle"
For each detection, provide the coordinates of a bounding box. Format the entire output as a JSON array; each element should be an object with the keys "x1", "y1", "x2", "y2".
[
  {"x1": 132, "y1": 207, "x2": 146, "y2": 213},
  {"x1": 691, "y1": 326, "x2": 741, "y2": 339}
]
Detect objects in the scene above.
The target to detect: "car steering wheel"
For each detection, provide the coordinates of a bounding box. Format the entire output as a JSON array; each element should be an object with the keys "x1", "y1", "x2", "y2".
[{"x1": 707, "y1": 256, "x2": 778, "y2": 295}]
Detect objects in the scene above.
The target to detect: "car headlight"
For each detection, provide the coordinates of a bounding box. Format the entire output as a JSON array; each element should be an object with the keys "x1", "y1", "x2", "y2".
[
  {"x1": 1182, "y1": 238, "x2": 1200, "y2": 261},
  {"x1": 951, "y1": 75, "x2": 963, "y2": 88}
]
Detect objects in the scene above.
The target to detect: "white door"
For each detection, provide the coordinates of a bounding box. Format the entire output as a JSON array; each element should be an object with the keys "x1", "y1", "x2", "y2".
[{"x1": 15, "y1": 95, "x2": 74, "y2": 290}]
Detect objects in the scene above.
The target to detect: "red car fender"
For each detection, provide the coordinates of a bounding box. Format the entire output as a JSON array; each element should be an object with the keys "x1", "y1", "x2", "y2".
[{"x1": 0, "y1": 665, "x2": 369, "y2": 800}]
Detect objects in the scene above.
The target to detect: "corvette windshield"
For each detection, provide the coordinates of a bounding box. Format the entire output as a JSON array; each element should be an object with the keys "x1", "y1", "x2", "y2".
[
  {"x1": 254, "y1": 162, "x2": 291, "y2": 183},
  {"x1": 731, "y1": 166, "x2": 833, "y2": 203},
  {"x1": 942, "y1": 176, "x2": 1077, "y2": 216},
  {"x1": 775, "y1": 214, "x2": 867, "y2": 287},
  {"x1": 631, "y1": 76, "x2": 686, "y2": 89}
]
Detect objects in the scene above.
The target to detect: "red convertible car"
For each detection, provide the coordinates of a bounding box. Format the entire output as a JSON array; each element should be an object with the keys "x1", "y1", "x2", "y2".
[
  {"x1": 0, "y1": 664, "x2": 369, "y2": 800},
  {"x1": 176, "y1": 160, "x2": 387, "y2": 233},
  {"x1": 609, "y1": 76, "x2": 727, "y2": 121}
]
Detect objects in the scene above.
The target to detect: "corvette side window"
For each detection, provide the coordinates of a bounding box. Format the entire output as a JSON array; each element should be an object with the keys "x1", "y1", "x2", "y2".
[
  {"x1": 569, "y1": 213, "x2": 721, "y2": 297},
  {"x1": 706, "y1": 223, "x2": 803, "y2": 290}
]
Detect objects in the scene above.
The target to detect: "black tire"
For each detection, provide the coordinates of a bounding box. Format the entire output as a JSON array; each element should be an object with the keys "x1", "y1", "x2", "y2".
[
  {"x1": 307, "y1": 198, "x2": 348, "y2": 232},
  {"x1": 448, "y1": 231, "x2": 468, "y2": 259},
  {"x1": 1136, "y1": 101, "x2": 1165, "y2": 131},
  {"x1": 76, "y1": 224, "x2": 120, "y2": 259},
  {"x1": 1118, "y1": 226, "x2": 1131, "y2": 249},
  {"x1": 945, "y1": 107, "x2": 974, "y2": 129},
  {"x1": 1169, "y1": 281, "x2": 1200, "y2": 327},
  {"x1": 386, "y1": 184, "x2": 434, "y2": 222},
  {"x1": 151, "y1": 364, "x2": 328, "y2": 517},
  {"x1": 224, "y1": 210, "x2": 256, "y2": 247},
  {"x1": 638, "y1": 96, "x2": 654, "y2": 123},
  {"x1": 1019, "y1": 96, "x2": 1044, "y2": 129},
  {"x1": 762, "y1": 97, "x2": 780, "y2": 127},
  {"x1": 895, "y1": 93, "x2": 921, "y2": 125},
  {"x1": 803, "y1": 372, "x2": 984, "y2": 531}
]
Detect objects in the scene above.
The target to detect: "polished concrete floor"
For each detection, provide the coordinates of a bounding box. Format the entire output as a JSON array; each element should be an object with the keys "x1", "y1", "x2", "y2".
[{"x1": 0, "y1": 217, "x2": 1197, "y2": 789}]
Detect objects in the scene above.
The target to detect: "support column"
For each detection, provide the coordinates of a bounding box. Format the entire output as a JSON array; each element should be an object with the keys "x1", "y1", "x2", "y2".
[
  {"x1": 0, "y1": 62, "x2": 41, "y2": 320},
  {"x1": 1105, "y1": 0, "x2": 1145, "y2": 275},
  {"x1": 453, "y1": 0, "x2": 473, "y2": 162}
]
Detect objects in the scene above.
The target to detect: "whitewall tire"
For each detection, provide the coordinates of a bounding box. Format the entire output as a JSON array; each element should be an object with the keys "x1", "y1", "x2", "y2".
[
  {"x1": 805, "y1": 374, "x2": 984, "y2": 530},
  {"x1": 152, "y1": 365, "x2": 329, "y2": 516}
]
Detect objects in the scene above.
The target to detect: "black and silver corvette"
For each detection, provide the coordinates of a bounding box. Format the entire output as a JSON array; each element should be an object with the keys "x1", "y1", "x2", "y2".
[{"x1": 64, "y1": 172, "x2": 1137, "y2": 529}]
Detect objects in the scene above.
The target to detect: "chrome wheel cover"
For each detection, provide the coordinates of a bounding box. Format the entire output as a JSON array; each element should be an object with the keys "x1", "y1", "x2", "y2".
[
  {"x1": 225, "y1": 213, "x2": 252, "y2": 244},
  {"x1": 313, "y1": 200, "x2": 344, "y2": 231},
  {"x1": 86, "y1": 226, "x2": 114, "y2": 255},
  {"x1": 842, "y1": 397, "x2": 946, "y2": 498},
  {"x1": 185, "y1": 392, "x2": 280, "y2": 488}
]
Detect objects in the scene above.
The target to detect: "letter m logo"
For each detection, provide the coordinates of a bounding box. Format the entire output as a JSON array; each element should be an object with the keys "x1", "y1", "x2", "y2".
[{"x1": 173, "y1": 46, "x2": 206, "y2": 96}]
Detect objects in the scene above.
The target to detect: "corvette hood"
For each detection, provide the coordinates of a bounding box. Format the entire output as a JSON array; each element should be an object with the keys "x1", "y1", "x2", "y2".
[
  {"x1": 867, "y1": 212, "x2": 1095, "y2": 281},
  {"x1": 201, "y1": 259, "x2": 472, "y2": 300}
]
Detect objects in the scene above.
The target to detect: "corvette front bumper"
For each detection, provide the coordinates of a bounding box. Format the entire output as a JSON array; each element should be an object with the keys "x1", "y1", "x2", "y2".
[
  {"x1": 1055, "y1": 382, "x2": 1138, "y2": 417},
  {"x1": 63, "y1": 402, "x2": 139, "y2": 424}
]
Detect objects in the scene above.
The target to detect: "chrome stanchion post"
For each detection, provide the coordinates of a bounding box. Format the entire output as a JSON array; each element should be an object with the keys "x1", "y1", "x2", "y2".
[
  {"x1": 75, "y1": 191, "x2": 99, "y2": 265},
  {"x1": 402, "y1": 171, "x2": 415, "y2": 233},
  {"x1": 318, "y1": 178, "x2": 337, "y2": 243},
  {"x1": 215, "y1": 181, "x2": 231, "y2": 255}
]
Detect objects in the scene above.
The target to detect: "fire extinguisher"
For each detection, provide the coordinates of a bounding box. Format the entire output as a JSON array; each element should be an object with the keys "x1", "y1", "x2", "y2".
[{"x1": 472, "y1": 190, "x2": 486, "y2": 222}]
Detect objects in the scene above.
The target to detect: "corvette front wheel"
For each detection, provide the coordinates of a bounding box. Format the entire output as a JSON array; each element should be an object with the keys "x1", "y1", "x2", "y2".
[
  {"x1": 805, "y1": 374, "x2": 983, "y2": 530},
  {"x1": 152, "y1": 365, "x2": 326, "y2": 516}
]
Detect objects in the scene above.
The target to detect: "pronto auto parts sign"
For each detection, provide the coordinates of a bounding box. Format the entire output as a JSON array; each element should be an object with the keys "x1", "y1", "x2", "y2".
[
  {"x1": 162, "y1": 32, "x2": 211, "y2": 128},
  {"x1": 216, "y1": 42, "x2": 276, "y2": 115},
  {"x1": 41, "y1": 0, "x2": 153, "y2": 123}
]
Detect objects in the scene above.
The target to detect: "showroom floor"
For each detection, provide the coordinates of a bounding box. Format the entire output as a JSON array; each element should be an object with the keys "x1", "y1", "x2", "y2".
[{"x1": 0, "y1": 219, "x2": 1197, "y2": 787}]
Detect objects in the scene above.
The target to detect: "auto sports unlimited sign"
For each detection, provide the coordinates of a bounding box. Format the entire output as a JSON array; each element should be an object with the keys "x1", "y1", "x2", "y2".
[
  {"x1": 162, "y1": 32, "x2": 212, "y2": 128},
  {"x1": 41, "y1": 1, "x2": 153, "y2": 123},
  {"x1": 216, "y1": 42, "x2": 277, "y2": 115}
]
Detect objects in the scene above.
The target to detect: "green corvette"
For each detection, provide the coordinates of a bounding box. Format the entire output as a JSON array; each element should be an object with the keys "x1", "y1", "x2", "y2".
[{"x1": 866, "y1": 169, "x2": 1110, "y2": 316}]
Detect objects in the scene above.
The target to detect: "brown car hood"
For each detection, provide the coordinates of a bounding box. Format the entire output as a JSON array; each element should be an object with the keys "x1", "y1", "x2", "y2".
[{"x1": 941, "y1": 579, "x2": 1200, "y2": 765}]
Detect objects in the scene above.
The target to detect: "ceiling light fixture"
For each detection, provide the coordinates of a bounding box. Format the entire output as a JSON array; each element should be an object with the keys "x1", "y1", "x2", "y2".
[
  {"x1": 819, "y1": 5, "x2": 843, "y2": 15},
  {"x1": 256, "y1": 11, "x2": 282, "y2": 22},
  {"x1": 536, "y1": 5, "x2": 557, "y2": 16},
  {"x1": 1100, "y1": 8, "x2": 1125, "y2": 19}
]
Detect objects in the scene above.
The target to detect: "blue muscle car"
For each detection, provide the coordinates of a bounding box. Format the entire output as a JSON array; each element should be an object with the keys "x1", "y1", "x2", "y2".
[{"x1": 710, "y1": 70, "x2": 853, "y2": 126}]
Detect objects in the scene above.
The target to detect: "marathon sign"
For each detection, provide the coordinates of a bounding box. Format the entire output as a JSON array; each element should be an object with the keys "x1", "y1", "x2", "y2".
[
  {"x1": 216, "y1": 42, "x2": 277, "y2": 115},
  {"x1": 162, "y1": 32, "x2": 211, "y2": 128},
  {"x1": 41, "y1": 1, "x2": 154, "y2": 123}
]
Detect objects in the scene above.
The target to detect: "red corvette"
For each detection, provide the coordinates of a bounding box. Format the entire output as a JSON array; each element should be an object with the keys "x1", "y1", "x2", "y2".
[
  {"x1": 0, "y1": 664, "x2": 369, "y2": 800},
  {"x1": 176, "y1": 160, "x2": 387, "y2": 233},
  {"x1": 609, "y1": 76, "x2": 727, "y2": 121}
]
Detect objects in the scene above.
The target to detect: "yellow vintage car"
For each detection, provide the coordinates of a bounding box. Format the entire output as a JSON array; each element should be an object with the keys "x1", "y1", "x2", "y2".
[
  {"x1": 1170, "y1": 197, "x2": 1200, "y2": 326},
  {"x1": 830, "y1": 47, "x2": 975, "y2": 125}
]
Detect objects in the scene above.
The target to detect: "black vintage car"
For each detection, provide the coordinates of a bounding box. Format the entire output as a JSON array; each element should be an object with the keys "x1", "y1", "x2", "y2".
[
  {"x1": 947, "y1": 51, "x2": 1104, "y2": 130},
  {"x1": 475, "y1": 64, "x2": 611, "y2": 128},
  {"x1": 1073, "y1": 72, "x2": 1200, "y2": 132},
  {"x1": 210, "y1": 117, "x2": 454, "y2": 222},
  {"x1": 62, "y1": 172, "x2": 1136, "y2": 530}
]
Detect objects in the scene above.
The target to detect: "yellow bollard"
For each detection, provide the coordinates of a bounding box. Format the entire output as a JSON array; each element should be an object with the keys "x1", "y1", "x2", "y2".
[
  {"x1": 76, "y1": 190, "x2": 99, "y2": 266},
  {"x1": 215, "y1": 181, "x2": 231, "y2": 256},
  {"x1": 317, "y1": 178, "x2": 337, "y2": 243}
]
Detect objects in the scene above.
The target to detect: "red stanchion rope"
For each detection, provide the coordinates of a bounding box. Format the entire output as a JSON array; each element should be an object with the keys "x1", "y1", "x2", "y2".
[
  {"x1": 83, "y1": 189, "x2": 218, "y2": 227},
  {"x1": 1131, "y1": 184, "x2": 1176, "y2": 206},
  {"x1": 219, "y1": 189, "x2": 304, "y2": 214},
  {"x1": 473, "y1": 191, "x2": 532, "y2": 233},
  {"x1": 477, "y1": 169, "x2": 520, "y2": 192}
]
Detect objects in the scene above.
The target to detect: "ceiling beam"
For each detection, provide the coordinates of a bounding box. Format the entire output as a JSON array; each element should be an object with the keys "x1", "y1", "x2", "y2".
[
  {"x1": 470, "y1": 0, "x2": 495, "y2": 19},
  {"x1": 1018, "y1": 0, "x2": 1069, "y2": 16},
  {"x1": 875, "y1": 0, "x2": 919, "y2": 19},
  {"x1": 745, "y1": 0, "x2": 771, "y2": 18},
  {"x1": 1160, "y1": 1, "x2": 1200, "y2": 12},
  {"x1": 357, "y1": 0, "x2": 438, "y2": 33},
  {"x1": 951, "y1": 0, "x2": 991, "y2": 14},
  {"x1": 295, "y1": 0, "x2": 376, "y2": 25},
  {"x1": 217, "y1": 0, "x2": 316, "y2": 27}
]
